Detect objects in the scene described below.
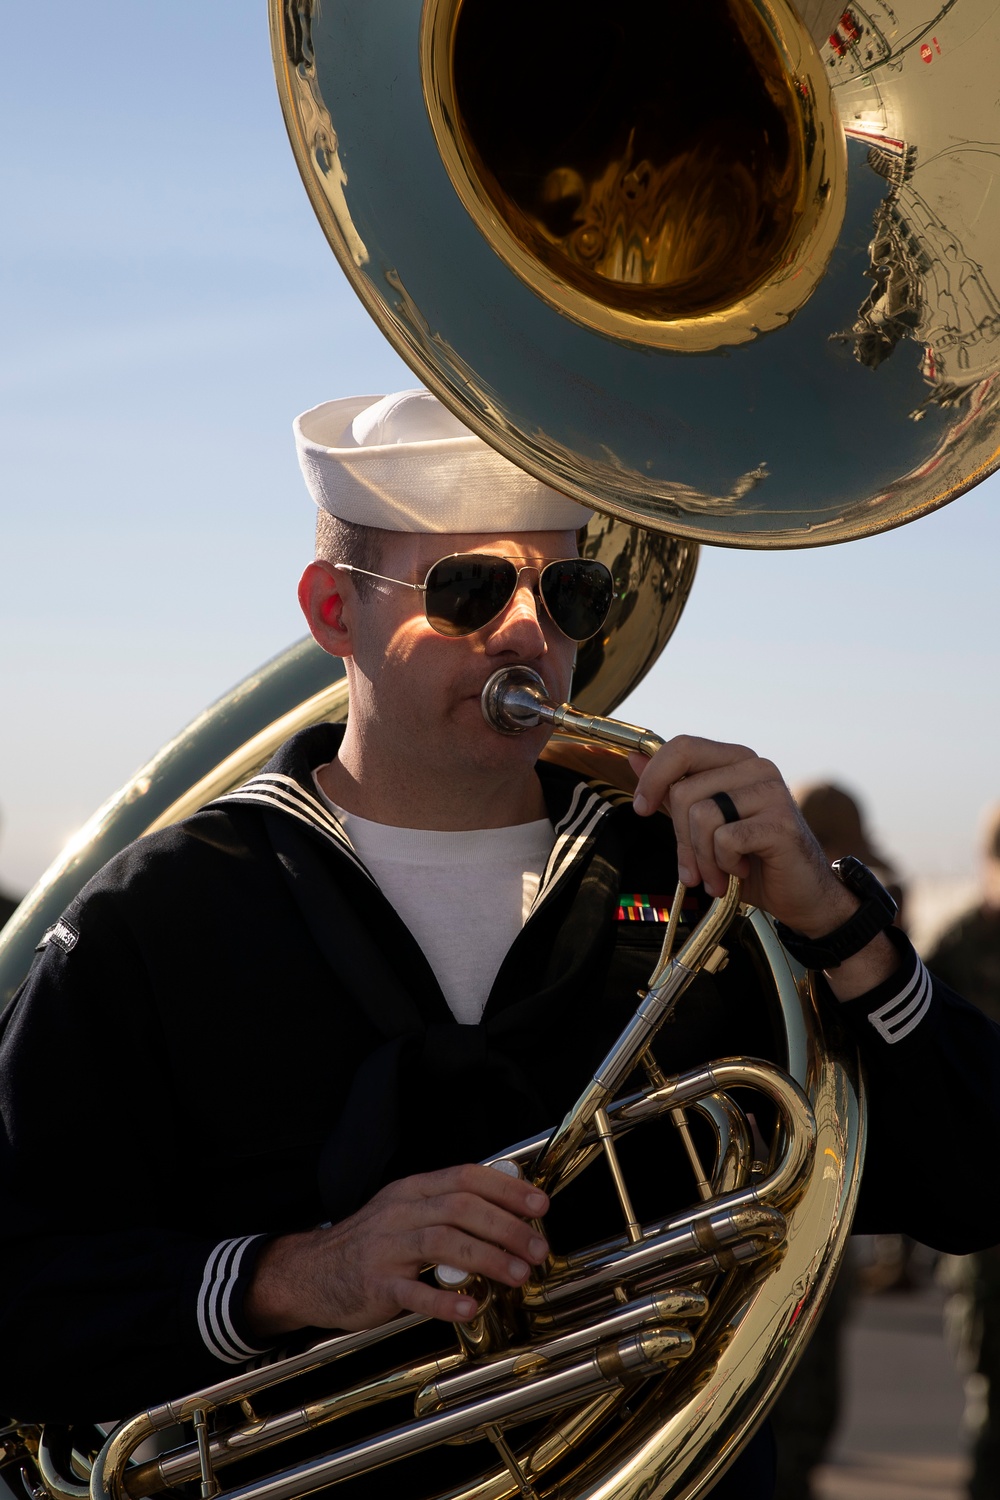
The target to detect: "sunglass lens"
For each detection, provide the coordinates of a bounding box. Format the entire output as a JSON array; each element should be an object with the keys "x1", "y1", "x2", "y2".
[
  {"x1": 424, "y1": 555, "x2": 518, "y2": 636},
  {"x1": 541, "y1": 560, "x2": 614, "y2": 641}
]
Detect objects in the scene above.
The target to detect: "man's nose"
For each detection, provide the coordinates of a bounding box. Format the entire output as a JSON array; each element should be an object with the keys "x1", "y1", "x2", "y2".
[{"x1": 485, "y1": 578, "x2": 547, "y2": 654}]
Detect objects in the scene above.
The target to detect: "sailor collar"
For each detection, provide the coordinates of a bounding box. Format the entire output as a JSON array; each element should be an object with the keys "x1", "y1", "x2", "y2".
[{"x1": 210, "y1": 722, "x2": 618, "y2": 912}]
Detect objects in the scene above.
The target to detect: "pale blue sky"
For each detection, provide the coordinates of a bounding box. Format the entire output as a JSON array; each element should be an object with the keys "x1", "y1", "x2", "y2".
[{"x1": 1, "y1": 3, "x2": 997, "y2": 898}]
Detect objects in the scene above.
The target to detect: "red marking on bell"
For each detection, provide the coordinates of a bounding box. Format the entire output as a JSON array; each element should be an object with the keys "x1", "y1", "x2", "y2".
[
  {"x1": 843, "y1": 124, "x2": 906, "y2": 152},
  {"x1": 920, "y1": 42, "x2": 933, "y2": 61}
]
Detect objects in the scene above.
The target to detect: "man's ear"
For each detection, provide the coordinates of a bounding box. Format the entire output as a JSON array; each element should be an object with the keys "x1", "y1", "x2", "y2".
[{"x1": 298, "y1": 561, "x2": 356, "y2": 659}]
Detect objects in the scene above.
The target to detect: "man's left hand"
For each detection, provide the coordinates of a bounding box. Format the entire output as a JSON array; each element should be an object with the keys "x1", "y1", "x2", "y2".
[{"x1": 628, "y1": 735, "x2": 899, "y2": 999}]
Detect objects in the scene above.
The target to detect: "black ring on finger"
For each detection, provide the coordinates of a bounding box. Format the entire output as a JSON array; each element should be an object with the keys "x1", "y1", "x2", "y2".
[{"x1": 711, "y1": 791, "x2": 740, "y2": 825}]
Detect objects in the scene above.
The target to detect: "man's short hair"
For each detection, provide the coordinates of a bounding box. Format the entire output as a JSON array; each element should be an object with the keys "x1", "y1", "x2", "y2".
[{"x1": 314, "y1": 510, "x2": 384, "y2": 596}]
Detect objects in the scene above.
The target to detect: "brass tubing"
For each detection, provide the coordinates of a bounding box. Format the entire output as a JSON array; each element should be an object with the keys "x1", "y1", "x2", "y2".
[
  {"x1": 164, "y1": 1337, "x2": 681, "y2": 1500},
  {"x1": 620, "y1": 1060, "x2": 815, "y2": 1207},
  {"x1": 35, "y1": 1433, "x2": 89, "y2": 1500},
  {"x1": 127, "y1": 1355, "x2": 466, "y2": 1496},
  {"x1": 593, "y1": 1107, "x2": 642, "y2": 1243},
  {"x1": 93, "y1": 1315, "x2": 429, "y2": 1500},
  {"x1": 523, "y1": 1058, "x2": 813, "y2": 1310},
  {"x1": 523, "y1": 1205, "x2": 786, "y2": 1312},
  {"x1": 417, "y1": 1289, "x2": 706, "y2": 1413},
  {"x1": 488, "y1": 1059, "x2": 785, "y2": 1199},
  {"x1": 694, "y1": 1092, "x2": 754, "y2": 1196},
  {"x1": 481, "y1": 667, "x2": 662, "y2": 759},
  {"x1": 523, "y1": 1277, "x2": 719, "y2": 1333},
  {"x1": 520, "y1": 1392, "x2": 623, "y2": 1479},
  {"x1": 480, "y1": 1057, "x2": 807, "y2": 1314},
  {"x1": 484, "y1": 1425, "x2": 537, "y2": 1500},
  {"x1": 192, "y1": 1411, "x2": 218, "y2": 1500},
  {"x1": 482, "y1": 666, "x2": 746, "y2": 1196},
  {"x1": 104, "y1": 1327, "x2": 679, "y2": 1500},
  {"x1": 20, "y1": 1466, "x2": 52, "y2": 1500},
  {"x1": 670, "y1": 1106, "x2": 713, "y2": 1203},
  {"x1": 640, "y1": 1047, "x2": 666, "y2": 1088},
  {"x1": 533, "y1": 873, "x2": 740, "y2": 1193},
  {"x1": 646, "y1": 881, "x2": 686, "y2": 991}
]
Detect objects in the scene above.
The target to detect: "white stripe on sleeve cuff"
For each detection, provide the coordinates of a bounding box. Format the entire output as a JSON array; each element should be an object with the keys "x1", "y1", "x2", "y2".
[
  {"x1": 867, "y1": 957, "x2": 932, "y2": 1045},
  {"x1": 197, "y1": 1235, "x2": 271, "y2": 1364}
]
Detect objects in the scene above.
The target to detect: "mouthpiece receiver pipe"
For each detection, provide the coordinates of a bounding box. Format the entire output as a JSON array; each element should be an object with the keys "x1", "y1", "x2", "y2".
[{"x1": 481, "y1": 667, "x2": 663, "y2": 761}]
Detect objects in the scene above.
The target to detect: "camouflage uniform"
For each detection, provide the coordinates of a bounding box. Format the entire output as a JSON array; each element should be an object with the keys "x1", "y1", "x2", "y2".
[{"x1": 929, "y1": 905, "x2": 1000, "y2": 1500}]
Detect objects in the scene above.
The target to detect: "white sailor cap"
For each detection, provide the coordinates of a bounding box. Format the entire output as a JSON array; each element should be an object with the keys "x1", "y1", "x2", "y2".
[{"x1": 293, "y1": 389, "x2": 593, "y2": 533}]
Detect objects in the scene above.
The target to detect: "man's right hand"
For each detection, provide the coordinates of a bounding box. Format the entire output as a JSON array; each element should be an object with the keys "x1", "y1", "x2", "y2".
[{"x1": 243, "y1": 1164, "x2": 550, "y2": 1337}]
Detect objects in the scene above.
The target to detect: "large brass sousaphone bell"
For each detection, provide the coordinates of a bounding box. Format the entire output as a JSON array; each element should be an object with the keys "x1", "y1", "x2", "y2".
[
  {"x1": 4, "y1": 1, "x2": 1000, "y2": 1498},
  {"x1": 272, "y1": 0, "x2": 1000, "y2": 545}
]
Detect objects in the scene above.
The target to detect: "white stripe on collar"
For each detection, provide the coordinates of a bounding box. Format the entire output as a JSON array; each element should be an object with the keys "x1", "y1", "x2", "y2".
[
  {"x1": 216, "y1": 769, "x2": 614, "y2": 908},
  {"x1": 214, "y1": 773, "x2": 374, "y2": 883},
  {"x1": 531, "y1": 782, "x2": 614, "y2": 913}
]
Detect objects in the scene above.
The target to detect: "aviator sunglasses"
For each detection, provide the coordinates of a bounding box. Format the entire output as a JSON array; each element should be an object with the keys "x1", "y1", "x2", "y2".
[{"x1": 334, "y1": 552, "x2": 615, "y2": 641}]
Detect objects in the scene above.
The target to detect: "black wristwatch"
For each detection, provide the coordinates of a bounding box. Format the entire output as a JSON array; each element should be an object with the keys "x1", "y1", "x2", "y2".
[{"x1": 774, "y1": 856, "x2": 898, "y2": 970}]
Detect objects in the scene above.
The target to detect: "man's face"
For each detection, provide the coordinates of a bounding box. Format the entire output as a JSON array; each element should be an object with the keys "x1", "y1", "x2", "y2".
[{"x1": 340, "y1": 528, "x2": 580, "y2": 774}]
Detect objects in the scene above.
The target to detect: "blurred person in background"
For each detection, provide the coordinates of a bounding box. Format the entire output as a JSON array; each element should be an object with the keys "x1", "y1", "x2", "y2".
[
  {"x1": 932, "y1": 805, "x2": 1000, "y2": 1500},
  {"x1": 794, "y1": 783, "x2": 906, "y2": 930},
  {"x1": 770, "y1": 781, "x2": 907, "y2": 1500}
]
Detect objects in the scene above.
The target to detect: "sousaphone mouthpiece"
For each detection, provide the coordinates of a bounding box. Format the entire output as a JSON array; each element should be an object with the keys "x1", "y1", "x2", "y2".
[{"x1": 481, "y1": 666, "x2": 552, "y2": 734}]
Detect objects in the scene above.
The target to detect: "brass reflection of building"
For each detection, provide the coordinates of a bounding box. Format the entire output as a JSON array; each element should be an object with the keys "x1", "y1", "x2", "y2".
[{"x1": 827, "y1": 1, "x2": 1000, "y2": 406}]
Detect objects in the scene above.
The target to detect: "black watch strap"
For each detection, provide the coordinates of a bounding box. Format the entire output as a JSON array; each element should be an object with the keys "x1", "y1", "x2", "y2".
[{"x1": 775, "y1": 856, "x2": 898, "y2": 970}]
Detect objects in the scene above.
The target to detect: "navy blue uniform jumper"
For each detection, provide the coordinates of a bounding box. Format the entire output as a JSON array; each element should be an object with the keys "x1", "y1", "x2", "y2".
[{"x1": 3, "y1": 725, "x2": 999, "y2": 1496}]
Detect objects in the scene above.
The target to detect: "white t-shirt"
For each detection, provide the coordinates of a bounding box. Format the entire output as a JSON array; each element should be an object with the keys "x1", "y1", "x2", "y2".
[{"x1": 312, "y1": 769, "x2": 555, "y2": 1025}]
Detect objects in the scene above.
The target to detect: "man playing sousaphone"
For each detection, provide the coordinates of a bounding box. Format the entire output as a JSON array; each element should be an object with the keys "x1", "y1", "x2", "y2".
[{"x1": 2, "y1": 390, "x2": 999, "y2": 1499}]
